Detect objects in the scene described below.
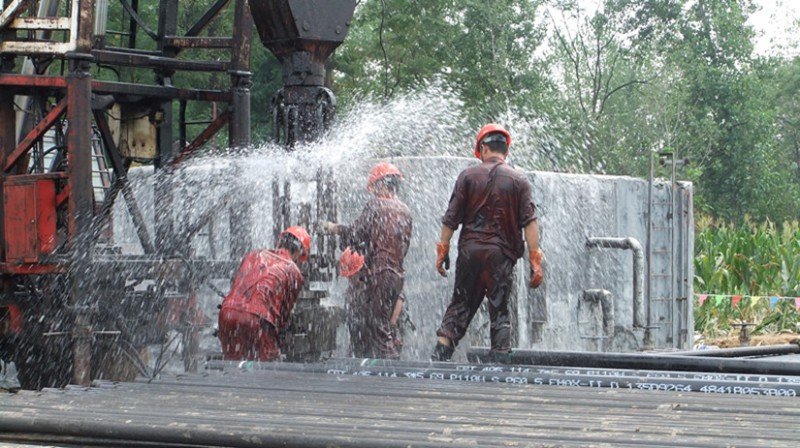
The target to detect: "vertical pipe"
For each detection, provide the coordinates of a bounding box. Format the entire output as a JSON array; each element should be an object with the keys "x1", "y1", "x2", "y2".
[
  {"x1": 670, "y1": 152, "x2": 678, "y2": 349},
  {"x1": 179, "y1": 100, "x2": 187, "y2": 150},
  {"x1": 272, "y1": 179, "x2": 281, "y2": 244},
  {"x1": 154, "y1": 0, "x2": 178, "y2": 253},
  {"x1": 683, "y1": 184, "x2": 695, "y2": 350},
  {"x1": 586, "y1": 237, "x2": 645, "y2": 330},
  {"x1": 66, "y1": 0, "x2": 96, "y2": 384},
  {"x1": 128, "y1": 0, "x2": 139, "y2": 49},
  {"x1": 0, "y1": 56, "x2": 16, "y2": 264},
  {"x1": 93, "y1": 0, "x2": 109, "y2": 48},
  {"x1": 646, "y1": 150, "x2": 654, "y2": 348},
  {"x1": 228, "y1": 0, "x2": 254, "y2": 258},
  {"x1": 229, "y1": 0, "x2": 253, "y2": 149}
]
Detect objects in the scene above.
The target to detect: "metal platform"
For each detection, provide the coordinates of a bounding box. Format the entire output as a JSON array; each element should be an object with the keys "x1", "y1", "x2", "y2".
[{"x1": 1, "y1": 360, "x2": 798, "y2": 448}]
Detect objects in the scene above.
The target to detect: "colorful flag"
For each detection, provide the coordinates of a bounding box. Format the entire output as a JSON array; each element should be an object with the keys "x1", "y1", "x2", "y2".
[
  {"x1": 795, "y1": 298, "x2": 800, "y2": 311},
  {"x1": 732, "y1": 295, "x2": 741, "y2": 307},
  {"x1": 715, "y1": 295, "x2": 725, "y2": 306},
  {"x1": 698, "y1": 294, "x2": 708, "y2": 306},
  {"x1": 769, "y1": 296, "x2": 780, "y2": 309}
]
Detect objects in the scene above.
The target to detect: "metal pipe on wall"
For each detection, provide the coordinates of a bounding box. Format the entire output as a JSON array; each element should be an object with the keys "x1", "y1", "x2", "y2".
[{"x1": 586, "y1": 237, "x2": 645, "y2": 329}]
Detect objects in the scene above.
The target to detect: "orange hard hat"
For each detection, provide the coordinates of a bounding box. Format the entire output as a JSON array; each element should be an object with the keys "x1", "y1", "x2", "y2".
[
  {"x1": 339, "y1": 247, "x2": 365, "y2": 277},
  {"x1": 280, "y1": 226, "x2": 311, "y2": 262},
  {"x1": 474, "y1": 123, "x2": 511, "y2": 159},
  {"x1": 367, "y1": 162, "x2": 403, "y2": 191}
]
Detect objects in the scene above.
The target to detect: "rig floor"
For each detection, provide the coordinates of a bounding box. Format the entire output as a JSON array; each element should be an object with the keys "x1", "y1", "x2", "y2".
[{"x1": 0, "y1": 357, "x2": 798, "y2": 447}]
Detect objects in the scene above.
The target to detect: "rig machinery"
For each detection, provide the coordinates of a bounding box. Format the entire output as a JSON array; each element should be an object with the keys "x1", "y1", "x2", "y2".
[{"x1": 0, "y1": 0, "x2": 356, "y2": 389}]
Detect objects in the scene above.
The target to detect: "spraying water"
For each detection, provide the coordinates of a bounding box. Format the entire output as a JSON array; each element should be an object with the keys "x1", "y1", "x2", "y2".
[{"x1": 113, "y1": 85, "x2": 693, "y2": 372}]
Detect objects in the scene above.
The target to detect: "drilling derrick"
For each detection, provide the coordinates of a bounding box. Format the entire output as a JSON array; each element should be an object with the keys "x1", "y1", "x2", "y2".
[{"x1": 0, "y1": 0, "x2": 357, "y2": 389}]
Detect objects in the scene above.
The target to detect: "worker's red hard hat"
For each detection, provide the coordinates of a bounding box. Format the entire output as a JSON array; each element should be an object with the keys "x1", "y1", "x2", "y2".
[
  {"x1": 339, "y1": 247, "x2": 365, "y2": 277},
  {"x1": 280, "y1": 226, "x2": 311, "y2": 262},
  {"x1": 367, "y1": 162, "x2": 403, "y2": 191},
  {"x1": 474, "y1": 123, "x2": 511, "y2": 159}
]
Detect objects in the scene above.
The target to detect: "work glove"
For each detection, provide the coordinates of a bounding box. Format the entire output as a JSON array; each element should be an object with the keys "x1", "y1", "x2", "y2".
[
  {"x1": 529, "y1": 249, "x2": 543, "y2": 289},
  {"x1": 318, "y1": 220, "x2": 338, "y2": 234},
  {"x1": 436, "y1": 242, "x2": 450, "y2": 277},
  {"x1": 339, "y1": 247, "x2": 365, "y2": 277}
]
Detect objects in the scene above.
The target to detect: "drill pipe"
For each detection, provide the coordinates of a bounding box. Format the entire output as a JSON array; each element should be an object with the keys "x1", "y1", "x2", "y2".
[
  {"x1": 666, "y1": 343, "x2": 800, "y2": 358},
  {"x1": 467, "y1": 348, "x2": 800, "y2": 376},
  {"x1": 204, "y1": 358, "x2": 800, "y2": 397}
]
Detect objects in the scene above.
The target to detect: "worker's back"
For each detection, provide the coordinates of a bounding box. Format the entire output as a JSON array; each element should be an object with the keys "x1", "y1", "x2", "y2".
[
  {"x1": 221, "y1": 248, "x2": 303, "y2": 329},
  {"x1": 442, "y1": 157, "x2": 536, "y2": 260}
]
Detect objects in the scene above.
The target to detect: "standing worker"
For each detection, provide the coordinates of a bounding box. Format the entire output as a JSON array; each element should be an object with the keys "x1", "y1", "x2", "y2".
[
  {"x1": 432, "y1": 124, "x2": 543, "y2": 362},
  {"x1": 218, "y1": 226, "x2": 311, "y2": 361},
  {"x1": 321, "y1": 162, "x2": 413, "y2": 359}
]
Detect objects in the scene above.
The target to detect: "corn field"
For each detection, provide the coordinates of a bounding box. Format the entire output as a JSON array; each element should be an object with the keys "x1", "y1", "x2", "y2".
[{"x1": 694, "y1": 216, "x2": 800, "y2": 338}]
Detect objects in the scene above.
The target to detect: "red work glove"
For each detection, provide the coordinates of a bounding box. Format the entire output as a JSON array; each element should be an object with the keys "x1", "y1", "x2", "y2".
[
  {"x1": 529, "y1": 249, "x2": 543, "y2": 288},
  {"x1": 436, "y1": 242, "x2": 450, "y2": 277}
]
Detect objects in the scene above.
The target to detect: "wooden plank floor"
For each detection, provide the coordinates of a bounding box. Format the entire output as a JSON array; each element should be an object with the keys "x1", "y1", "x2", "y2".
[{"x1": 1, "y1": 366, "x2": 798, "y2": 447}]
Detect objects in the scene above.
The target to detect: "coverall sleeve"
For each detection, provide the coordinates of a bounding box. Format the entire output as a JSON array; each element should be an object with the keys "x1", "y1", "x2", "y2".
[
  {"x1": 338, "y1": 202, "x2": 373, "y2": 253},
  {"x1": 518, "y1": 177, "x2": 537, "y2": 227},
  {"x1": 441, "y1": 172, "x2": 467, "y2": 230}
]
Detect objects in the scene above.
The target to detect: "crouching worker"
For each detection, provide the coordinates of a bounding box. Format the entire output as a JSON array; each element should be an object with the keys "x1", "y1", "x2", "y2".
[{"x1": 218, "y1": 226, "x2": 311, "y2": 361}]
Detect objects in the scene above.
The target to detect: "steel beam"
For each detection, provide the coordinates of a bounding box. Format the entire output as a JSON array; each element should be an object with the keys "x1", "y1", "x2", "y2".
[{"x1": 4, "y1": 98, "x2": 66, "y2": 172}]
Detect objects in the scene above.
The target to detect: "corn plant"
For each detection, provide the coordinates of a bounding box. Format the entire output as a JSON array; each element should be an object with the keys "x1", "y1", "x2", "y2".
[{"x1": 694, "y1": 217, "x2": 800, "y2": 337}]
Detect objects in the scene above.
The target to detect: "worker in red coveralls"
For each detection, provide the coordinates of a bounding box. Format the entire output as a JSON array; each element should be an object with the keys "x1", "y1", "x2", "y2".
[
  {"x1": 217, "y1": 226, "x2": 311, "y2": 361},
  {"x1": 321, "y1": 162, "x2": 413, "y2": 359},
  {"x1": 431, "y1": 124, "x2": 543, "y2": 362}
]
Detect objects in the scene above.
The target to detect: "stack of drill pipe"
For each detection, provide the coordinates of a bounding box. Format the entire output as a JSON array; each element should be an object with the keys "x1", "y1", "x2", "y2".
[
  {"x1": 1, "y1": 367, "x2": 798, "y2": 447},
  {"x1": 204, "y1": 357, "x2": 800, "y2": 397}
]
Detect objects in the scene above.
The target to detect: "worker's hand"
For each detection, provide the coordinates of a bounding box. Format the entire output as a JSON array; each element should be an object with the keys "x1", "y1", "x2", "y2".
[
  {"x1": 318, "y1": 220, "x2": 338, "y2": 234},
  {"x1": 436, "y1": 242, "x2": 450, "y2": 277},
  {"x1": 389, "y1": 323, "x2": 402, "y2": 350},
  {"x1": 529, "y1": 249, "x2": 543, "y2": 289}
]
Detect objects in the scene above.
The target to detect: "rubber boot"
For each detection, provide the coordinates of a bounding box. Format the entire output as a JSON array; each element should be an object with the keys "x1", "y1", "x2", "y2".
[
  {"x1": 0, "y1": 360, "x2": 21, "y2": 392},
  {"x1": 431, "y1": 341, "x2": 455, "y2": 362}
]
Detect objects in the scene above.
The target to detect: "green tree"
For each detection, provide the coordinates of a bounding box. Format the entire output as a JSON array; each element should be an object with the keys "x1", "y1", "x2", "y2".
[{"x1": 335, "y1": 0, "x2": 460, "y2": 103}]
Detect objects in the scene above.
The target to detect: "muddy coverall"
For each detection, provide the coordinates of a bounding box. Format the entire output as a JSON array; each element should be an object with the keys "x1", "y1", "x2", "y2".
[
  {"x1": 436, "y1": 156, "x2": 537, "y2": 354},
  {"x1": 339, "y1": 194, "x2": 413, "y2": 359},
  {"x1": 218, "y1": 248, "x2": 304, "y2": 361}
]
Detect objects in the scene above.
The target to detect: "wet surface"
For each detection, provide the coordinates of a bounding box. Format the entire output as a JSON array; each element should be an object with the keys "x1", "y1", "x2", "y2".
[{"x1": 0, "y1": 364, "x2": 797, "y2": 447}]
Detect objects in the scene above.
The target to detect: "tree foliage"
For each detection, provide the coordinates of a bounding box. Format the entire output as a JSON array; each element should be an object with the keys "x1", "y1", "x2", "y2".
[{"x1": 107, "y1": 0, "x2": 800, "y2": 222}]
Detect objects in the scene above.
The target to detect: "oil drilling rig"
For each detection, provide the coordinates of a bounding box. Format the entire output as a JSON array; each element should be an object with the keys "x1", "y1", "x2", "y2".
[{"x1": 0, "y1": 0, "x2": 356, "y2": 389}]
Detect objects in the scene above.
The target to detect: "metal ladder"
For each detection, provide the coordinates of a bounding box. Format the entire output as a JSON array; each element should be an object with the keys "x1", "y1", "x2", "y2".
[
  {"x1": 91, "y1": 128, "x2": 113, "y2": 205},
  {"x1": 647, "y1": 151, "x2": 682, "y2": 349}
]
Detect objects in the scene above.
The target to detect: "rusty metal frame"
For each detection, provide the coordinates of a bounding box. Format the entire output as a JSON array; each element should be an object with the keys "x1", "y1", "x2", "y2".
[
  {"x1": 4, "y1": 99, "x2": 66, "y2": 172},
  {"x1": 0, "y1": 0, "x2": 255, "y2": 387}
]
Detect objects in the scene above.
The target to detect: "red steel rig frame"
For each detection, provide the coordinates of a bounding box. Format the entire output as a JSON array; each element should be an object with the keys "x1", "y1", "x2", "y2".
[{"x1": 0, "y1": 0, "x2": 354, "y2": 389}]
